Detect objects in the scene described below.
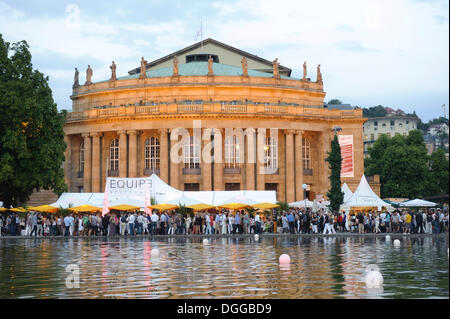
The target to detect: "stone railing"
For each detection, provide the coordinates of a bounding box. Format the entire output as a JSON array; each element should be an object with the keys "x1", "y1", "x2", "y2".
[{"x1": 66, "y1": 104, "x2": 363, "y2": 122}]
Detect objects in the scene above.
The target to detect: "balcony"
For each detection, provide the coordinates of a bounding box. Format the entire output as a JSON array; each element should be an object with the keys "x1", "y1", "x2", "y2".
[
  {"x1": 224, "y1": 167, "x2": 241, "y2": 174},
  {"x1": 183, "y1": 168, "x2": 201, "y2": 175},
  {"x1": 108, "y1": 170, "x2": 119, "y2": 177},
  {"x1": 304, "y1": 169, "x2": 313, "y2": 176},
  {"x1": 144, "y1": 168, "x2": 160, "y2": 176}
]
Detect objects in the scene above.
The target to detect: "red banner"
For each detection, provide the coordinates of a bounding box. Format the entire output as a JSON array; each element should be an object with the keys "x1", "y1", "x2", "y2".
[{"x1": 338, "y1": 135, "x2": 354, "y2": 178}]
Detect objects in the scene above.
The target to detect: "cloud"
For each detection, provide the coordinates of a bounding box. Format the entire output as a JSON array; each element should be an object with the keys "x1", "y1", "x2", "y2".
[{"x1": 335, "y1": 41, "x2": 381, "y2": 53}]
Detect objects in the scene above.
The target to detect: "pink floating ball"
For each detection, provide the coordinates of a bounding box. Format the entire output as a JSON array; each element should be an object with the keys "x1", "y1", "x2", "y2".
[{"x1": 279, "y1": 254, "x2": 291, "y2": 265}]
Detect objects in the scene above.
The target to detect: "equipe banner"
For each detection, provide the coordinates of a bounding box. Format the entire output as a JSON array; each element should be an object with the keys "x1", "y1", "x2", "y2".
[
  {"x1": 106, "y1": 177, "x2": 152, "y2": 196},
  {"x1": 338, "y1": 135, "x2": 354, "y2": 178}
]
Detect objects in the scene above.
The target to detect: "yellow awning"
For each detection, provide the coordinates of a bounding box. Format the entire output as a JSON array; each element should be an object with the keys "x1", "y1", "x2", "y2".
[
  {"x1": 8, "y1": 207, "x2": 28, "y2": 213},
  {"x1": 186, "y1": 203, "x2": 216, "y2": 212},
  {"x1": 0, "y1": 207, "x2": 8, "y2": 212},
  {"x1": 149, "y1": 204, "x2": 179, "y2": 211},
  {"x1": 69, "y1": 205, "x2": 102, "y2": 213},
  {"x1": 218, "y1": 203, "x2": 250, "y2": 210},
  {"x1": 28, "y1": 205, "x2": 59, "y2": 213},
  {"x1": 252, "y1": 203, "x2": 280, "y2": 210},
  {"x1": 108, "y1": 204, "x2": 141, "y2": 211}
]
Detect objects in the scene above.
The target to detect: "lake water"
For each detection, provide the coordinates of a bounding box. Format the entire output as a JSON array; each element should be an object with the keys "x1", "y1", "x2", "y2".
[{"x1": 0, "y1": 235, "x2": 448, "y2": 299}]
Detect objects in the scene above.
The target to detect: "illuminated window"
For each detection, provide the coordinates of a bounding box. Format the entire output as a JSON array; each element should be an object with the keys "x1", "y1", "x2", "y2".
[
  {"x1": 302, "y1": 138, "x2": 311, "y2": 170},
  {"x1": 225, "y1": 135, "x2": 240, "y2": 168},
  {"x1": 145, "y1": 137, "x2": 160, "y2": 170},
  {"x1": 264, "y1": 136, "x2": 278, "y2": 169},
  {"x1": 183, "y1": 135, "x2": 200, "y2": 169},
  {"x1": 109, "y1": 139, "x2": 119, "y2": 171}
]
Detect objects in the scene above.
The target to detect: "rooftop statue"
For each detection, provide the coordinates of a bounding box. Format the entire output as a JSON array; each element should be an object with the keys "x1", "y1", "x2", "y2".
[
  {"x1": 85, "y1": 65, "x2": 93, "y2": 85},
  {"x1": 173, "y1": 56, "x2": 179, "y2": 76},
  {"x1": 303, "y1": 61, "x2": 307, "y2": 80},
  {"x1": 73, "y1": 67, "x2": 79, "y2": 88},
  {"x1": 317, "y1": 64, "x2": 323, "y2": 84},
  {"x1": 241, "y1": 57, "x2": 248, "y2": 77},
  {"x1": 140, "y1": 57, "x2": 148, "y2": 79},
  {"x1": 208, "y1": 55, "x2": 214, "y2": 76},
  {"x1": 273, "y1": 58, "x2": 280, "y2": 79},
  {"x1": 110, "y1": 61, "x2": 116, "y2": 81}
]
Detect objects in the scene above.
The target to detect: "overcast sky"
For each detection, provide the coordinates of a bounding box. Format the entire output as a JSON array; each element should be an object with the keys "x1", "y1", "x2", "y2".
[{"x1": 0, "y1": 0, "x2": 448, "y2": 121}]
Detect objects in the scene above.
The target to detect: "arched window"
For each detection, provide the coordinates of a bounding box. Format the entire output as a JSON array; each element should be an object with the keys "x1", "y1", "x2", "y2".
[
  {"x1": 183, "y1": 135, "x2": 200, "y2": 169},
  {"x1": 79, "y1": 141, "x2": 84, "y2": 172},
  {"x1": 264, "y1": 136, "x2": 278, "y2": 169},
  {"x1": 109, "y1": 139, "x2": 119, "y2": 171},
  {"x1": 303, "y1": 138, "x2": 311, "y2": 170},
  {"x1": 145, "y1": 137, "x2": 160, "y2": 170},
  {"x1": 225, "y1": 135, "x2": 241, "y2": 168}
]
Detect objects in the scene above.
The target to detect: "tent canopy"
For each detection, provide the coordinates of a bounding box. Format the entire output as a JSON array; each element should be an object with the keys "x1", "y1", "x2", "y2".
[
  {"x1": 400, "y1": 199, "x2": 437, "y2": 207},
  {"x1": 28, "y1": 205, "x2": 59, "y2": 213},
  {"x1": 218, "y1": 203, "x2": 250, "y2": 210},
  {"x1": 217, "y1": 195, "x2": 259, "y2": 207},
  {"x1": 252, "y1": 203, "x2": 280, "y2": 210},
  {"x1": 108, "y1": 204, "x2": 140, "y2": 211},
  {"x1": 289, "y1": 199, "x2": 314, "y2": 208},
  {"x1": 166, "y1": 195, "x2": 203, "y2": 206},
  {"x1": 345, "y1": 175, "x2": 391, "y2": 208},
  {"x1": 187, "y1": 204, "x2": 216, "y2": 212},
  {"x1": 69, "y1": 205, "x2": 102, "y2": 213},
  {"x1": 342, "y1": 183, "x2": 353, "y2": 204},
  {"x1": 149, "y1": 204, "x2": 179, "y2": 211}
]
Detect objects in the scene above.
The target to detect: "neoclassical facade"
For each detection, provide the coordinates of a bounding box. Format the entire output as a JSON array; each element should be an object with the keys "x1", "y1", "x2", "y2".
[{"x1": 64, "y1": 39, "x2": 367, "y2": 202}]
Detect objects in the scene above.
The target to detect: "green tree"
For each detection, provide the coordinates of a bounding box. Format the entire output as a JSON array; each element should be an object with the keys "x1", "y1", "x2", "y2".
[
  {"x1": 0, "y1": 34, "x2": 67, "y2": 208},
  {"x1": 428, "y1": 148, "x2": 449, "y2": 196},
  {"x1": 325, "y1": 134, "x2": 344, "y2": 212},
  {"x1": 362, "y1": 105, "x2": 387, "y2": 118},
  {"x1": 365, "y1": 130, "x2": 431, "y2": 198},
  {"x1": 328, "y1": 99, "x2": 342, "y2": 105}
]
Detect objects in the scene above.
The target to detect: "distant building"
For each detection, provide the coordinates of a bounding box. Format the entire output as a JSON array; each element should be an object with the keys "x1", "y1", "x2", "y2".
[
  {"x1": 363, "y1": 111, "x2": 420, "y2": 155},
  {"x1": 428, "y1": 123, "x2": 449, "y2": 136}
]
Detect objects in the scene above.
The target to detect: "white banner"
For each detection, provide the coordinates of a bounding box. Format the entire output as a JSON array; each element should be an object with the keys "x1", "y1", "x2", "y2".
[
  {"x1": 107, "y1": 177, "x2": 152, "y2": 196},
  {"x1": 338, "y1": 135, "x2": 354, "y2": 178}
]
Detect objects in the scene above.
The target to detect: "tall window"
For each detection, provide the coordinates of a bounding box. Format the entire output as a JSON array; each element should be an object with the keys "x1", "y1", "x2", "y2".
[
  {"x1": 109, "y1": 139, "x2": 119, "y2": 171},
  {"x1": 183, "y1": 135, "x2": 200, "y2": 169},
  {"x1": 79, "y1": 141, "x2": 84, "y2": 172},
  {"x1": 145, "y1": 137, "x2": 160, "y2": 170},
  {"x1": 225, "y1": 135, "x2": 240, "y2": 168},
  {"x1": 264, "y1": 136, "x2": 278, "y2": 169},
  {"x1": 302, "y1": 138, "x2": 311, "y2": 170}
]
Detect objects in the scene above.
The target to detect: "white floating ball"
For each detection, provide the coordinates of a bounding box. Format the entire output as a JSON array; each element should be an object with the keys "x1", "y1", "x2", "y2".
[
  {"x1": 254, "y1": 234, "x2": 259, "y2": 240},
  {"x1": 279, "y1": 254, "x2": 291, "y2": 265},
  {"x1": 365, "y1": 270, "x2": 384, "y2": 289},
  {"x1": 393, "y1": 239, "x2": 401, "y2": 248},
  {"x1": 150, "y1": 248, "x2": 160, "y2": 258},
  {"x1": 385, "y1": 235, "x2": 391, "y2": 242},
  {"x1": 203, "y1": 238, "x2": 209, "y2": 245}
]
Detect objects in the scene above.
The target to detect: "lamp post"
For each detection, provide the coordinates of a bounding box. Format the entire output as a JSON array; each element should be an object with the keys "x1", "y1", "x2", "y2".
[{"x1": 302, "y1": 184, "x2": 308, "y2": 211}]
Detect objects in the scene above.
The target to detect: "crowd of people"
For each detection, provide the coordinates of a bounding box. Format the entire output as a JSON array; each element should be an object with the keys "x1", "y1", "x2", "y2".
[{"x1": 0, "y1": 207, "x2": 448, "y2": 237}]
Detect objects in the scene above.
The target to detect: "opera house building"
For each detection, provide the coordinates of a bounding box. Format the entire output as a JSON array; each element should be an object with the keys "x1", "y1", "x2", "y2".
[{"x1": 63, "y1": 38, "x2": 373, "y2": 203}]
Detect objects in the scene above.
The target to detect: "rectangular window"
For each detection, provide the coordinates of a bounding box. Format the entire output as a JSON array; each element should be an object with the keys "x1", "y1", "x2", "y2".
[
  {"x1": 225, "y1": 183, "x2": 240, "y2": 191},
  {"x1": 370, "y1": 133, "x2": 375, "y2": 141},
  {"x1": 184, "y1": 183, "x2": 200, "y2": 191}
]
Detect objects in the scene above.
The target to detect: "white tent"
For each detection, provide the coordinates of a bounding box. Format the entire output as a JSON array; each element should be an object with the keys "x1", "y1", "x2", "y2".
[
  {"x1": 166, "y1": 195, "x2": 203, "y2": 206},
  {"x1": 345, "y1": 175, "x2": 391, "y2": 209},
  {"x1": 342, "y1": 183, "x2": 353, "y2": 204},
  {"x1": 52, "y1": 174, "x2": 277, "y2": 208},
  {"x1": 217, "y1": 195, "x2": 259, "y2": 206},
  {"x1": 289, "y1": 199, "x2": 314, "y2": 208},
  {"x1": 400, "y1": 198, "x2": 437, "y2": 207}
]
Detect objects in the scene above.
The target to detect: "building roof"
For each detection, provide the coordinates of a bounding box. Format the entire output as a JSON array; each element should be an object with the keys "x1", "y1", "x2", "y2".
[
  {"x1": 364, "y1": 115, "x2": 420, "y2": 122},
  {"x1": 105, "y1": 61, "x2": 295, "y2": 82},
  {"x1": 128, "y1": 38, "x2": 292, "y2": 76},
  {"x1": 326, "y1": 104, "x2": 353, "y2": 110}
]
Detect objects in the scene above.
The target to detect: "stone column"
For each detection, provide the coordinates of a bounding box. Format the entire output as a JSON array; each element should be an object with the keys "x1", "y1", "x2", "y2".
[
  {"x1": 159, "y1": 129, "x2": 169, "y2": 183},
  {"x1": 91, "y1": 132, "x2": 102, "y2": 192},
  {"x1": 321, "y1": 131, "x2": 332, "y2": 196},
  {"x1": 118, "y1": 130, "x2": 127, "y2": 177},
  {"x1": 213, "y1": 129, "x2": 224, "y2": 191},
  {"x1": 169, "y1": 128, "x2": 181, "y2": 190},
  {"x1": 285, "y1": 130, "x2": 295, "y2": 203},
  {"x1": 256, "y1": 128, "x2": 266, "y2": 191},
  {"x1": 128, "y1": 130, "x2": 137, "y2": 177},
  {"x1": 63, "y1": 135, "x2": 72, "y2": 191},
  {"x1": 82, "y1": 133, "x2": 91, "y2": 192},
  {"x1": 245, "y1": 129, "x2": 256, "y2": 190},
  {"x1": 295, "y1": 130, "x2": 304, "y2": 201},
  {"x1": 202, "y1": 129, "x2": 212, "y2": 191}
]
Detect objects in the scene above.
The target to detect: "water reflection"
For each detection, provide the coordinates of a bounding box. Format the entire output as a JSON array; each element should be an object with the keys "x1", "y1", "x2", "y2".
[{"x1": 0, "y1": 236, "x2": 448, "y2": 299}]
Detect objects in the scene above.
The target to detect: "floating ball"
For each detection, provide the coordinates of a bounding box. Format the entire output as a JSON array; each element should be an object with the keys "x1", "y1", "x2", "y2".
[
  {"x1": 203, "y1": 238, "x2": 209, "y2": 245},
  {"x1": 393, "y1": 239, "x2": 401, "y2": 248},
  {"x1": 150, "y1": 248, "x2": 160, "y2": 258},
  {"x1": 254, "y1": 234, "x2": 259, "y2": 240},
  {"x1": 279, "y1": 254, "x2": 291, "y2": 265},
  {"x1": 385, "y1": 235, "x2": 391, "y2": 242},
  {"x1": 365, "y1": 270, "x2": 384, "y2": 289}
]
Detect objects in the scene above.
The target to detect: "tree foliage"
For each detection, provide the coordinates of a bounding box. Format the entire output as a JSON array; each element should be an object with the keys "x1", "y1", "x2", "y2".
[
  {"x1": 0, "y1": 34, "x2": 67, "y2": 208},
  {"x1": 365, "y1": 130, "x2": 448, "y2": 198},
  {"x1": 326, "y1": 134, "x2": 344, "y2": 212},
  {"x1": 327, "y1": 99, "x2": 342, "y2": 105},
  {"x1": 362, "y1": 105, "x2": 387, "y2": 118},
  {"x1": 428, "y1": 148, "x2": 449, "y2": 196}
]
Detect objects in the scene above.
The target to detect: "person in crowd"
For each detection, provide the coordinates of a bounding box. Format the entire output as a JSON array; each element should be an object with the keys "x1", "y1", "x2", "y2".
[{"x1": 357, "y1": 212, "x2": 364, "y2": 234}]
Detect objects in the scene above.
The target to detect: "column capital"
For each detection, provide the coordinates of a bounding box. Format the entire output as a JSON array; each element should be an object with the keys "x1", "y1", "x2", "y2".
[
  {"x1": 127, "y1": 130, "x2": 137, "y2": 136},
  {"x1": 117, "y1": 130, "x2": 127, "y2": 136},
  {"x1": 81, "y1": 133, "x2": 91, "y2": 138},
  {"x1": 90, "y1": 132, "x2": 103, "y2": 138},
  {"x1": 158, "y1": 129, "x2": 168, "y2": 137},
  {"x1": 285, "y1": 129, "x2": 296, "y2": 136},
  {"x1": 295, "y1": 130, "x2": 304, "y2": 136}
]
